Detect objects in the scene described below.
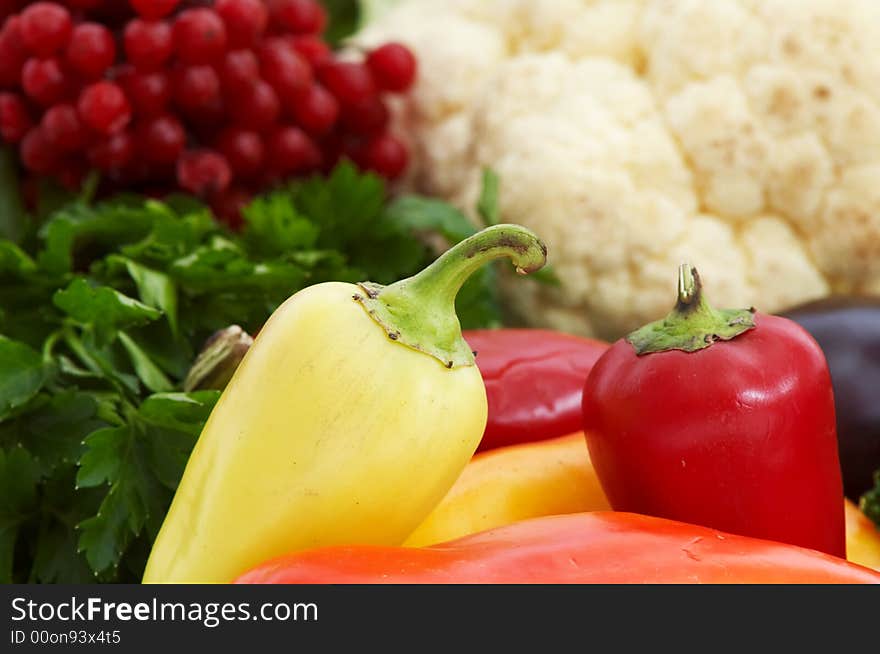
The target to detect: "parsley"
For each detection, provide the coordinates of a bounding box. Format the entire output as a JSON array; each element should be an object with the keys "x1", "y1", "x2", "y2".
[
  {"x1": 0, "y1": 161, "x2": 513, "y2": 583},
  {"x1": 862, "y1": 470, "x2": 880, "y2": 529}
]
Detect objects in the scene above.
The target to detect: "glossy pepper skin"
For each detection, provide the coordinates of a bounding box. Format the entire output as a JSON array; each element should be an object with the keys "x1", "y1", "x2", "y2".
[
  {"x1": 780, "y1": 297, "x2": 880, "y2": 500},
  {"x1": 407, "y1": 432, "x2": 880, "y2": 570},
  {"x1": 235, "y1": 512, "x2": 880, "y2": 584},
  {"x1": 582, "y1": 265, "x2": 845, "y2": 558},
  {"x1": 142, "y1": 225, "x2": 546, "y2": 583},
  {"x1": 405, "y1": 432, "x2": 610, "y2": 547},
  {"x1": 462, "y1": 330, "x2": 608, "y2": 452}
]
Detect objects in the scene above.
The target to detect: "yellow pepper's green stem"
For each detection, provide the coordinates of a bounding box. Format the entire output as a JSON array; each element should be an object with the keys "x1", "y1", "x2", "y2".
[{"x1": 355, "y1": 224, "x2": 547, "y2": 368}]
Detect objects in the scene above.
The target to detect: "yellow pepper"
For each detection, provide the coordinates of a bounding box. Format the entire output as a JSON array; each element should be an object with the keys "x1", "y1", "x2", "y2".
[
  {"x1": 405, "y1": 432, "x2": 610, "y2": 547},
  {"x1": 407, "y1": 432, "x2": 880, "y2": 573},
  {"x1": 142, "y1": 224, "x2": 547, "y2": 583},
  {"x1": 845, "y1": 499, "x2": 880, "y2": 571}
]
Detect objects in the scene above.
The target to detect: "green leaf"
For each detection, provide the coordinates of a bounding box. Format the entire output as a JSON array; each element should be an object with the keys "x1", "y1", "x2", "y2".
[
  {"x1": 76, "y1": 426, "x2": 126, "y2": 489},
  {"x1": 477, "y1": 168, "x2": 500, "y2": 226},
  {"x1": 53, "y1": 278, "x2": 162, "y2": 344},
  {"x1": 169, "y1": 239, "x2": 305, "y2": 298},
  {"x1": 0, "y1": 336, "x2": 47, "y2": 421},
  {"x1": 76, "y1": 423, "x2": 167, "y2": 572},
  {"x1": 114, "y1": 257, "x2": 179, "y2": 336},
  {"x1": 242, "y1": 192, "x2": 319, "y2": 258},
  {"x1": 60, "y1": 330, "x2": 141, "y2": 397},
  {"x1": 322, "y1": 0, "x2": 361, "y2": 45},
  {"x1": 32, "y1": 519, "x2": 95, "y2": 583},
  {"x1": 0, "y1": 241, "x2": 37, "y2": 276},
  {"x1": 0, "y1": 447, "x2": 41, "y2": 583},
  {"x1": 124, "y1": 323, "x2": 194, "y2": 380},
  {"x1": 119, "y1": 201, "x2": 217, "y2": 265},
  {"x1": 37, "y1": 201, "x2": 157, "y2": 275},
  {"x1": 138, "y1": 391, "x2": 219, "y2": 435},
  {"x1": 138, "y1": 392, "x2": 219, "y2": 490},
  {"x1": 118, "y1": 332, "x2": 173, "y2": 393},
  {"x1": 294, "y1": 162, "x2": 387, "y2": 248},
  {"x1": 383, "y1": 195, "x2": 478, "y2": 243},
  {"x1": 861, "y1": 470, "x2": 880, "y2": 528},
  {"x1": 16, "y1": 392, "x2": 107, "y2": 473}
]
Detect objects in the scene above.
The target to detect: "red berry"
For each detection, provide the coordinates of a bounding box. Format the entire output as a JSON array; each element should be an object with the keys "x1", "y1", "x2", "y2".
[
  {"x1": 77, "y1": 81, "x2": 131, "y2": 135},
  {"x1": 216, "y1": 0, "x2": 267, "y2": 49},
  {"x1": 361, "y1": 133, "x2": 408, "y2": 179},
  {"x1": 41, "y1": 102, "x2": 88, "y2": 151},
  {"x1": 340, "y1": 95, "x2": 388, "y2": 135},
  {"x1": 0, "y1": 17, "x2": 27, "y2": 88},
  {"x1": 63, "y1": 1, "x2": 104, "y2": 10},
  {"x1": 258, "y1": 37, "x2": 311, "y2": 104},
  {"x1": 318, "y1": 61, "x2": 376, "y2": 106},
  {"x1": 65, "y1": 23, "x2": 115, "y2": 80},
  {"x1": 219, "y1": 49, "x2": 259, "y2": 95},
  {"x1": 289, "y1": 35, "x2": 330, "y2": 67},
  {"x1": 172, "y1": 64, "x2": 220, "y2": 112},
  {"x1": 228, "y1": 79, "x2": 279, "y2": 131},
  {"x1": 173, "y1": 8, "x2": 227, "y2": 65},
  {"x1": 216, "y1": 126, "x2": 263, "y2": 178},
  {"x1": 267, "y1": 125, "x2": 320, "y2": 176},
  {"x1": 211, "y1": 186, "x2": 251, "y2": 230},
  {"x1": 118, "y1": 68, "x2": 170, "y2": 117},
  {"x1": 19, "y1": 3, "x2": 72, "y2": 57},
  {"x1": 20, "y1": 127, "x2": 57, "y2": 173},
  {"x1": 124, "y1": 19, "x2": 173, "y2": 71},
  {"x1": 130, "y1": 0, "x2": 178, "y2": 20},
  {"x1": 291, "y1": 83, "x2": 338, "y2": 136},
  {"x1": 366, "y1": 42, "x2": 417, "y2": 92},
  {"x1": 137, "y1": 113, "x2": 184, "y2": 165},
  {"x1": 177, "y1": 149, "x2": 231, "y2": 197},
  {"x1": 87, "y1": 130, "x2": 135, "y2": 172},
  {"x1": 188, "y1": 97, "x2": 225, "y2": 141},
  {"x1": 21, "y1": 57, "x2": 68, "y2": 106},
  {"x1": 317, "y1": 129, "x2": 345, "y2": 172},
  {"x1": 0, "y1": 92, "x2": 32, "y2": 143},
  {"x1": 268, "y1": 0, "x2": 327, "y2": 35}
]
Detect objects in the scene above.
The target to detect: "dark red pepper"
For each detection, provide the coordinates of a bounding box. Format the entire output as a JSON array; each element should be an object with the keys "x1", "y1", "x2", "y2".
[
  {"x1": 582, "y1": 265, "x2": 846, "y2": 557},
  {"x1": 463, "y1": 329, "x2": 607, "y2": 452}
]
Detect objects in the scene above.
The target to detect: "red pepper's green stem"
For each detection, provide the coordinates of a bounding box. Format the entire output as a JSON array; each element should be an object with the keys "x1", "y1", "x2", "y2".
[
  {"x1": 355, "y1": 224, "x2": 547, "y2": 368},
  {"x1": 627, "y1": 263, "x2": 756, "y2": 355}
]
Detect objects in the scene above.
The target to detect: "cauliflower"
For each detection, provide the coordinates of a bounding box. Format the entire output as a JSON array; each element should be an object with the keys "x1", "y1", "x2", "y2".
[{"x1": 357, "y1": 0, "x2": 880, "y2": 339}]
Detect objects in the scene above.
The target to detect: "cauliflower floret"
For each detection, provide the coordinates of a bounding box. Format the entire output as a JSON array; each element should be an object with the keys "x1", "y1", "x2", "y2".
[{"x1": 360, "y1": 0, "x2": 880, "y2": 339}]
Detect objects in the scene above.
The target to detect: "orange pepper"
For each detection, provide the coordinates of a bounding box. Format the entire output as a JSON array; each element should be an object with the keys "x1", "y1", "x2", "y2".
[
  {"x1": 406, "y1": 431, "x2": 880, "y2": 572},
  {"x1": 404, "y1": 432, "x2": 609, "y2": 547}
]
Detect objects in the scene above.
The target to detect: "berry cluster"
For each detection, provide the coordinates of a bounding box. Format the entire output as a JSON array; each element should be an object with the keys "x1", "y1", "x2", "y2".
[{"x1": 0, "y1": 1, "x2": 416, "y2": 225}]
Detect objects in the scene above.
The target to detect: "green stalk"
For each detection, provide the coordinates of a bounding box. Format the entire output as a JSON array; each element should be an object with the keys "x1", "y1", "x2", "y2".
[
  {"x1": 626, "y1": 264, "x2": 756, "y2": 355},
  {"x1": 355, "y1": 224, "x2": 547, "y2": 368}
]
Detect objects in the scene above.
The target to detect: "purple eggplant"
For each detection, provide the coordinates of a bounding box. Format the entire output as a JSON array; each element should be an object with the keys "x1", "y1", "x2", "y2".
[{"x1": 780, "y1": 296, "x2": 880, "y2": 500}]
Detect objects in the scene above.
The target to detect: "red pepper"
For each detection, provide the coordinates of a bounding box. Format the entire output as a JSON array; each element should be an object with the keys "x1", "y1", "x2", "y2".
[
  {"x1": 234, "y1": 512, "x2": 879, "y2": 584},
  {"x1": 463, "y1": 329, "x2": 608, "y2": 452},
  {"x1": 582, "y1": 265, "x2": 845, "y2": 557}
]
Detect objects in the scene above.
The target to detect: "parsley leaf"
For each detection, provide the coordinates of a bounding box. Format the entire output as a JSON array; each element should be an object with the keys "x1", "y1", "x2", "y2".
[
  {"x1": 0, "y1": 337, "x2": 48, "y2": 421},
  {"x1": 0, "y1": 447, "x2": 40, "y2": 583},
  {"x1": 53, "y1": 278, "x2": 162, "y2": 345}
]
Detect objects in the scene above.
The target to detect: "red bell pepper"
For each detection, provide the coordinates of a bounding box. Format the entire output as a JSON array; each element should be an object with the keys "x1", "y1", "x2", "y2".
[
  {"x1": 582, "y1": 265, "x2": 845, "y2": 557},
  {"x1": 463, "y1": 329, "x2": 607, "y2": 452},
  {"x1": 235, "y1": 512, "x2": 879, "y2": 584}
]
